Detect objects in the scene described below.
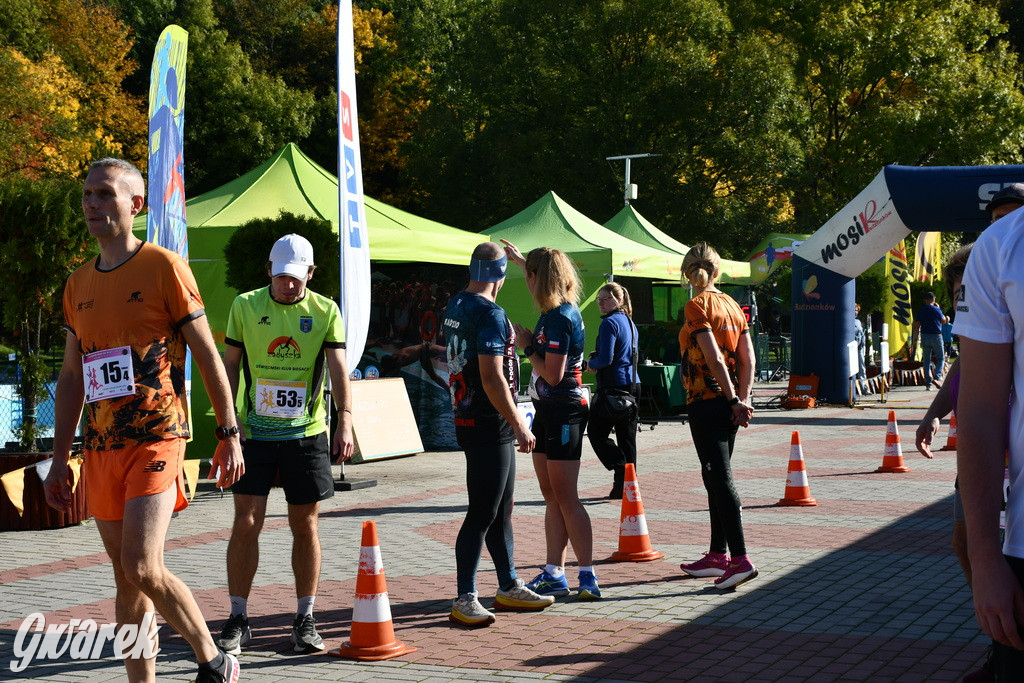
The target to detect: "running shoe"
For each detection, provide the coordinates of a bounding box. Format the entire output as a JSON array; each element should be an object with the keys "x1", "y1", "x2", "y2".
[
  {"x1": 714, "y1": 556, "x2": 758, "y2": 589},
  {"x1": 525, "y1": 570, "x2": 571, "y2": 597},
  {"x1": 494, "y1": 579, "x2": 556, "y2": 611},
  {"x1": 450, "y1": 594, "x2": 496, "y2": 627},
  {"x1": 216, "y1": 613, "x2": 251, "y2": 655},
  {"x1": 290, "y1": 614, "x2": 325, "y2": 652},
  {"x1": 194, "y1": 652, "x2": 239, "y2": 683},
  {"x1": 577, "y1": 571, "x2": 602, "y2": 600},
  {"x1": 680, "y1": 551, "x2": 730, "y2": 578}
]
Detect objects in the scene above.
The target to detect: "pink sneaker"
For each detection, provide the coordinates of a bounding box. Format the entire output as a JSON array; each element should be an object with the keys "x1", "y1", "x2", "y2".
[
  {"x1": 714, "y1": 556, "x2": 758, "y2": 589},
  {"x1": 680, "y1": 551, "x2": 729, "y2": 577}
]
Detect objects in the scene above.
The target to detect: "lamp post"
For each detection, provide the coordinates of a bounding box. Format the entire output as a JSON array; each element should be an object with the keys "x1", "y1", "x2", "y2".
[{"x1": 606, "y1": 153, "x2": 661, "y2": 205}]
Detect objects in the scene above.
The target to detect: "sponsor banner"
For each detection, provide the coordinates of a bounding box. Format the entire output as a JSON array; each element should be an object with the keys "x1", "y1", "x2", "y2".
[
  {"x1": 744, "y1": 232, "x2": 809, "y2": 283},
  {"x1": 793, "y1": 169, "x2": 910, "y2": 278},
  {"x1": 146, "y1": 25, "x2": 192, "y2": 421},
  {"x1": 146, "y1": 25, "x2": 188, "y2": 258},
  {"x1": 337, "y1": 4, "x2": 371, "y2": 369},
  {"x1": 884, "y1": 241, "x2": 912, "y2": 356},
  {"x1": 913, "y1": 231, "x2": 941, "y2": 283},
  {"x1": 790, "y1": 255, "x2": 855, "y2": 403}
]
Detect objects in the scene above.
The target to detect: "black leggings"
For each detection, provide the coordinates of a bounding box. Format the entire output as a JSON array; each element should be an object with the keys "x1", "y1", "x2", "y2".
[
  {"x1": 587, "y1": 388, "x2": 638, "y2": 471},
  {"x1": 687, "y1": 397, "x2": 746, "y2": 557},
  {"x1": 454, "y1": 429, "x2": 517, "y2": 595}
]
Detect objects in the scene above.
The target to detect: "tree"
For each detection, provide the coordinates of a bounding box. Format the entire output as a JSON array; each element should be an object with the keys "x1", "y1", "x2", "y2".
[
  {"x1": 732, "y1": 0, "x2": 1024, "y2": 230},
  {"x1": 0, "y1": 48, "x2": 90, "y2": 178},
  {"x1": 0, "y1": 0, "x2": 146, "y2": 178},
  {"x1": 176, "y1": 0, "x2": 317, "y2": 194},
  {"x1": 400, "y1": 0, "x2": 805, "y2": 256},
  {"x1": 0, "y1": 176, "x2": 95, "y2": 448},
  {"x1": 224, "y1": 211, "x2": 339, "y2": 297}
]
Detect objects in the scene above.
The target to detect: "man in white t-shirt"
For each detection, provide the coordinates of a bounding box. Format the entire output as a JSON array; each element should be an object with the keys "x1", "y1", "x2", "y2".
[{"x1": 954, "y1": 205, "x2": 1024, "y2": 676}]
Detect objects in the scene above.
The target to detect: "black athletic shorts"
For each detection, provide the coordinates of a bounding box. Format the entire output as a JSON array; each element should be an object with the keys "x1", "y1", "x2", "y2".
[
  {"x1": 231, "y1": 432, "x2": 334, "y2": 505},
  {"x1": 532, "y1": 399, "x2": 588, "y2": 461}
]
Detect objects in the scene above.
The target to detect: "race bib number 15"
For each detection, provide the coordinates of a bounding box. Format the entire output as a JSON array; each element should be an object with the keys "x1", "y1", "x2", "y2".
[
  {"x1": 83, "y1": 346, "x2": 135, "y2": 403},
  {"x1": 254, "y1": 378, "x2": 308, "y2": 418}
]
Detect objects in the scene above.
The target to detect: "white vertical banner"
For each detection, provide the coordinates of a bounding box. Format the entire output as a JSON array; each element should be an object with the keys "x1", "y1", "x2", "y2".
[{"x1": 337, "y1": 2, "x2": 371, "y2": 370}]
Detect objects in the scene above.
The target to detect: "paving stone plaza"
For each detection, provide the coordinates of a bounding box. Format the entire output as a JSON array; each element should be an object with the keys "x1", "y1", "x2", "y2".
[{"x1": 0, "y1": 382, "x2": 989, "y2": 681}]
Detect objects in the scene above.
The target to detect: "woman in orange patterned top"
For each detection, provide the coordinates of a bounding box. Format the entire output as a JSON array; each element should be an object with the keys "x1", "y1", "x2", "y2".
[{"x1": 676, "y1": 243, "x2": 758, "y2": 589}]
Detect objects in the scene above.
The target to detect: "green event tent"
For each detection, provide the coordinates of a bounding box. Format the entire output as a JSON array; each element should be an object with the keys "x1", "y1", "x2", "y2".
[
  {"x1": 132, "y1": 142, "x2": 482, "y2": 457},
  {"x1": 602, "y1": 204, "x2": 754, "y2": 321},
  {"x1": 603, "y1": 205, "x2": 752, "y2": 283},
  {"x1": 482, "y1": 191, "x2": 682, "y2": 346}
]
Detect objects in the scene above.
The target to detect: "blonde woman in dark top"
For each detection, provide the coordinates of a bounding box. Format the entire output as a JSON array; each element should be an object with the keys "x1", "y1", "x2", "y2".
[{"x1": 501, "y1": 239, "x2": 600, "y2": 600}]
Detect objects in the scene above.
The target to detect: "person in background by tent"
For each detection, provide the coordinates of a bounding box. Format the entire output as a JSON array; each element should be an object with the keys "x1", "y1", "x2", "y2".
[
  {"x1": 677, "y1": 242, "x2": 758, "y2": 590},
  {"x1": 501, "y1": 239, "x2": 601, "y2": 601},
  {"x1": 442, "y1": 241, "x2": 554, "y2": 627},
  {"x1": 585, "y1": 282, "x2": 640, "y2": 499}
]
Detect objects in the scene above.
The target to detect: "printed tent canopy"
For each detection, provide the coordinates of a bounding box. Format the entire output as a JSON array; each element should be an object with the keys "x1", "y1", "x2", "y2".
[
  {"x1": 131, "y1": 142, "x2": 481, "y2": 457},
  {"x1": 602, "y1": 205, "x2": 752, "y2": 283}
]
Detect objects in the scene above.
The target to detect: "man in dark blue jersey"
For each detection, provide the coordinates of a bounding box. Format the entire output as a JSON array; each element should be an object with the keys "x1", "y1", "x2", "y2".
[{"x1": 443, "y1": 242, "x2": 554, "y2": 627}]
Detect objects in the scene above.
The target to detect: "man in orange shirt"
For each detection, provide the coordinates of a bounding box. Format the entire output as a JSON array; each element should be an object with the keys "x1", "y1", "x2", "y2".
[{"x1": 44, "y1": 158, "x2": 244, "y2": 683}]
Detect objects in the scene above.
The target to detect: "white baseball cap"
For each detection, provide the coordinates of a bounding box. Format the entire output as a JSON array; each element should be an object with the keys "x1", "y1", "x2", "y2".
[{"x1": 269, "y1": 234, "x2": 314, "y2": 278}]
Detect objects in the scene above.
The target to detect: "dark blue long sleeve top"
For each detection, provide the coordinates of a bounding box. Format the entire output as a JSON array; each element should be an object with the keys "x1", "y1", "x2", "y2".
[{"x1": 588, "y1": 310, "x2": 640, "y2": 389}]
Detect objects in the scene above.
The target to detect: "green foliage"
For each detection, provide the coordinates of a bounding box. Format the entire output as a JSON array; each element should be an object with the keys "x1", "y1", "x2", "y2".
[
  {"x1": 223, "y1": 211, "x2": 340, "y2": 297},
  {"x1": 0, "y1": 175, "x2": 95, "y2": 448},
  {"x1": 177, "y1": 0, "x2": 316, "y2": 194},
  {"x1": 732, "y1": 0, "x2": 1024, "y2": 231},
  {"x1": 855, "y1": 270, "x2": 887, "y2": 317}
]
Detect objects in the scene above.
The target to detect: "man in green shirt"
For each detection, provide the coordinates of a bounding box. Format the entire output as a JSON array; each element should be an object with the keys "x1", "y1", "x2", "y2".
[{"x1": 217, "y1": 234, "x2": 355, "y2": 654}]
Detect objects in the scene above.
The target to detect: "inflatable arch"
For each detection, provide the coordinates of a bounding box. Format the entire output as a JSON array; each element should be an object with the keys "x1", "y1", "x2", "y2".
[{"x1": 791, "y1": 164, "x2": 1024, "y2": 402}]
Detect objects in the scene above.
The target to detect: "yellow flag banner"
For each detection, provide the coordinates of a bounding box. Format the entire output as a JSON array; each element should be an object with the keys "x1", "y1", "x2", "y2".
[
  {"x1": 183, "y1": 458, "x2": 201, "y2": 501},
  {"x1": 885, "y1": 240, "x2": 913, "y2": 357},
  {"x1": 914, "y1": 231, "x2": 942, "y2": 283}
]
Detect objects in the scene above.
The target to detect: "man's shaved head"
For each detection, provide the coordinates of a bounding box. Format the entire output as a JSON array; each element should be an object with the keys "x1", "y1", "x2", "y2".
[
  {"x1": 89, "y1": 158, "x2": 145, "y2": 198},
  {"x1": 471, "y1": 241, "x2": 504, "y2": 261}
]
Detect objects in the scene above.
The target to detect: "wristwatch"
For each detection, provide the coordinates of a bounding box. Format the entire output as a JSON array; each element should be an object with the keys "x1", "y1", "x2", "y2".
[
  {"x1": 727, "y1": 397, "x2": 740, "y2": 406},
  {"x1": 215, "y1": 425, "x2": 240, "y2": 440},
  {"x1": 523, "y1": 345, "x2": 536, "y2": 357}
]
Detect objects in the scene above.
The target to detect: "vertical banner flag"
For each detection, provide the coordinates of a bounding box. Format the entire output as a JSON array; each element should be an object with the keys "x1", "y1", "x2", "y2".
[
  {"x1": 147, "y1": 25, "x2": 192, "y2": 424},
  {"x1": 147, "y1": 25, "x2": 188, "y2": 257},
  {"x1": 884, "y1": 241, "x2": 912, "y2": 357},
  {"x1": 337, "y1": 3, "x2": 371, "y2": 370},
  {"x1": 913, "y1": 231, "x2": 942, "y2": 283}
]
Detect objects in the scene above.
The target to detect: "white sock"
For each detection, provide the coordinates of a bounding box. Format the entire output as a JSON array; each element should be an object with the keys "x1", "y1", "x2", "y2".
[
  {"x1": 578, "y1": 566, "x2": 595, "y2": 576},
  {"x1": 297, "y1": 596, "x2": 315, "y2": 617},
  {"x1": 229, "y1": 596, "x2": 247, "y2": 618},
  {"x1": 545, "y1": 564, "x2": 565, "y2": 578}
]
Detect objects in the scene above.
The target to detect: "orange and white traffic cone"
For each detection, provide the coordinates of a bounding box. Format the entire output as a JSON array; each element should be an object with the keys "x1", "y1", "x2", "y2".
[
  {"x1": 609, "y1": 464, "x2": 665, "y2": 562},
  {"x1": 330, "y1": 521, "x2": 416, "y2": 661},
  {"x1": 938, "y1": 414, "x2": 958, "y2": 451},
  {"x1": 876, "y1": 410, "x2": 911, "y2": 473},
  {"x1": 777, "y1": 431, "x2": 817, "y2": 506}
]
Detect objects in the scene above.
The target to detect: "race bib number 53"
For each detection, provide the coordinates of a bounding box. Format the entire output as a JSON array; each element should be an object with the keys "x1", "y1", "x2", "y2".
[
  {"x1": 83, "y1": 346, "x2": 135, "y2": 403},
  {"x1": 254, "y1": 378, "x2": 308, "y2": 418}
]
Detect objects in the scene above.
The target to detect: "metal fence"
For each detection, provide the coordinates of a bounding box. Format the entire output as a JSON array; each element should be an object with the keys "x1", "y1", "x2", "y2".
[
  {"x1": 754, "y1": 333, "x2": 791, "y2": 382},
  {"x1": 1, "y1": 358, "x2": 62, "y2": 449}
]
